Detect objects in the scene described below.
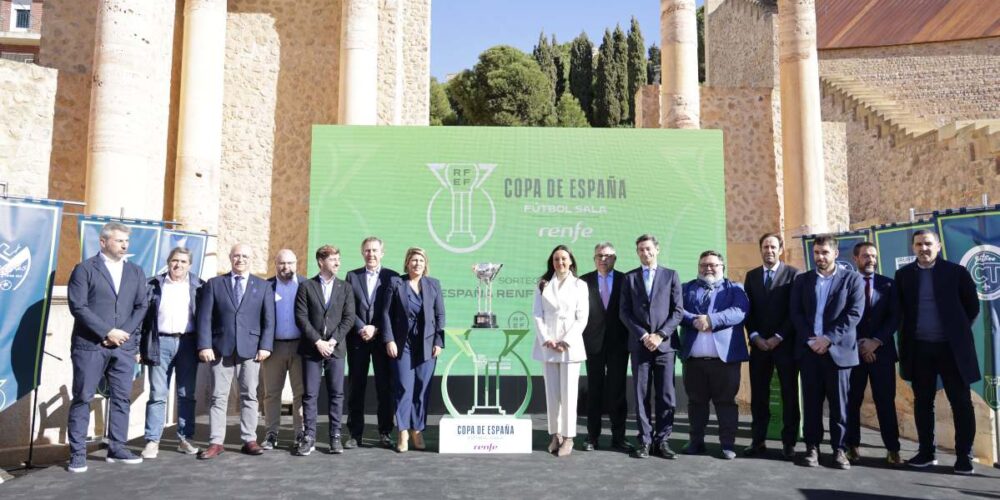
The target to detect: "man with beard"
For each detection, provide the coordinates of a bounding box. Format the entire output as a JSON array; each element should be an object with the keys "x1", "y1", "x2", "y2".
[
  {"x1": 678, "y1": 251, "x2": 749, "y2": 460},
  {"x1": 790, "y1": 235, "x2": 864, "y2": 469},
  {"x1": 261, "y1": 249, "x2": 306, "y2": 451}
]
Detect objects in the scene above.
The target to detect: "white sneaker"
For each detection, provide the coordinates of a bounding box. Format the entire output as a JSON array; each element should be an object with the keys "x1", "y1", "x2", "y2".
[
  {"x1": 141, "y1": 441, "x2": 159, "y2": 459},
  {"x1": 177, "y1": 439, "x2": 200, "y2": 455}
]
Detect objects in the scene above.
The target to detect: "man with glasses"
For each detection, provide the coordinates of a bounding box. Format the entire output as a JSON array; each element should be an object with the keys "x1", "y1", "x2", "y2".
[
  {"x1": 580, "y1": 242, "x2": 630, "y2": 452},
  {"x1": 678, "y1": 251, "x2": 749, "y2": 460}
]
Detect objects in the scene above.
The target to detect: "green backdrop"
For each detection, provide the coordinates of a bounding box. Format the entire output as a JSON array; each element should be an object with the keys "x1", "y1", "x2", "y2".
[{"x1": 309, "y1": 126, "x2": 725, "y2": 376}]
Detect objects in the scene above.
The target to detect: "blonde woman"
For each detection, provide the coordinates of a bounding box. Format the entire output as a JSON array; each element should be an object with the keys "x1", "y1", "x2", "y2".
[
  {"x1": 533, "y1": 245, "x2": 589, "y2": 457},
  {"x1": 382, "y1": 247, "x2": 445, "y2": 452}
]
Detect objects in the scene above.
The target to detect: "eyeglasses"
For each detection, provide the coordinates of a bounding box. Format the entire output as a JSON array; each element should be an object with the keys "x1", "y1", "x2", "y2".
[{"x1": 699, "y1": 263, "x2": 724, "y2": 269}]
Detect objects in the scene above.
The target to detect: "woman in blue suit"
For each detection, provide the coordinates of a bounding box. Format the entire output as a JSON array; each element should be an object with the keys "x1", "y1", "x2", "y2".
[{"x1": 383, "y1": 247, "x2": 445, "y2": 452}]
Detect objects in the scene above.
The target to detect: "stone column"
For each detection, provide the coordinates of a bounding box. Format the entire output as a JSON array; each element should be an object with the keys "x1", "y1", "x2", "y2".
[
  {"x1": 778, "y1": 0, "x2": 827, "y2": 256},
  {"x1": 339, "y1": 0, "x2": 379, "y2": 125},
  {"x1": 173, "y1": 0, "x2": 227, "y2": 277},
  {"x1": 660, "y1": 0, "x2": 700, "y2": 129},
  {"x1": 85, "y1": 0, "x2": 170, "y2": 219}
]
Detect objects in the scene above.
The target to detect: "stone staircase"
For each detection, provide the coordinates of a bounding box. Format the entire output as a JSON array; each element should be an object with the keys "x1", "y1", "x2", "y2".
[{"x1": 820, "y1": 74, "x2": 1000, "y2": 155}]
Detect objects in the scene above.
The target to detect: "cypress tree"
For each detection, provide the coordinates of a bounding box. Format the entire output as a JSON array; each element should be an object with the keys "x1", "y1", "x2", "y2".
[
  {"x1": 532, "y1": 31, "x2": 558, "y2": 106},
  {"x1": 611, "y1": 25, "x2": 630, "y2": 126},
  {"x1": 626, "y1": 17, "x2": 647, "y2": 125},
  {"x1": 647, "y1": 44, "x2": 661, "y2": 85},
  {"x1": 568, "y1": 32, "x2": 595, "y2": 124},
  {"x1": 592, "y1": 29, "x2": 620, "y2": 127}
]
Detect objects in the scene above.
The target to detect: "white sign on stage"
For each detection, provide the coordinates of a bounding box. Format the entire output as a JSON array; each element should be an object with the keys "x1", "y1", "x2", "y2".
[{"x1": 438, "y1": 416, "x2": 532, "y2": 454}]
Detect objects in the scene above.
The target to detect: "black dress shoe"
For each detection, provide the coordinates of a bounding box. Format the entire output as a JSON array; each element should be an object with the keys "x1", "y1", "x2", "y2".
[
  {"x1": 343, "y1": 437, "x2": 359, "y2": 449},
  {"x1": 682, "y1": 441, "x2": 706, "y2": 455},
  {"x1": 742, "y1": 443, "x2": 766, "y2": 457},
  {"x1": 634, "y1": 444, "x2": 650, "y2": 459},
  {"x1": 379, "y1": 433, "x2": 394, "y2": 449},
  {"x1": 657, "y1": 442, "x2": 677, "y2": 459},
  {"x1": 582, "y1": 441, "x2": 595, "y2": 451},
  {"x1": 611, "y1": 440, "x2": 634, "y2": 453},
  {"x1": 782, "y1": 444, "x2": 796, "y2": 460}
]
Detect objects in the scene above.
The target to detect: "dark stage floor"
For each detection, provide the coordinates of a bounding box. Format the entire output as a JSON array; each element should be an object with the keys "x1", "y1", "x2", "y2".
[{"x1": 2, "y1": 414, "x2": 998, "y2": 499}]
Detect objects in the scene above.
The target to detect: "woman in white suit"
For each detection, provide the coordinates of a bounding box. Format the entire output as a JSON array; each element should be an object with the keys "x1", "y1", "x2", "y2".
[{"x1": 533, "y1": 245, "x2": 589, "y2": 457}]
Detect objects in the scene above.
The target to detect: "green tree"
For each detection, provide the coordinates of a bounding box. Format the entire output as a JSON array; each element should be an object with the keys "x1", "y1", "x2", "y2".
[
  {"x1": 448, "y1": 45, "x2": 556, "y2": 126},
  {"x1": 429, "y1": 77, "x2": 456, "y2": 125},
  {"x1": 592, "y1": 29, "x2": 619, "y2": 127},
  {"x1": 611, "y1": 25, "x2": 630, "y2": 126},
  {"x1": 626, "y1": 17, "x2": 647, "y2": 125},
  {"x1": 568, "y1": 32, "x2": 595, "y2": 124},
  {"x1": 551, "y1": 34, "x2": 569, "y2": 103},
  {"x1": 532, "y1": 32, "x2": 558, "y2": 105},
  {"x1": 697, "y1": 5, "x2": 705, "y2": 83},
  {"x1": 556, "y1": 94, "x2": 590, "y2": 127},
  {"x1": 647, "y1": 44, "x2": 661, "y2": 85}
]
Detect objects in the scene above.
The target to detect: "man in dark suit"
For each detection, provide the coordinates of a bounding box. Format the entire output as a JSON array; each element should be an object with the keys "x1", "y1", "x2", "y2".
[
  {"x1": 895, "y1": 229, "x2": 980, "y2": 475},
  {"x1": 140, "y1": 246, "x2": 204, "y2": 459},
  {"x1": 294, "y1": 245, "x2": 355, "y2": 456},
  {"x1": 743, "y1": 232, "x2": 801, "y2": 460},
  {"x1": 344, "y1": 236, "x2": 398, "y2": 448},
  {"x1": 790, "y1": 234, "x2": 864, "y2": 469},
  {"x1": 580, "y1": 242, "x2": 630, "y2": 452},
  {"x1": 679, "y1": 250, "x2": 750, "y2": 460},
  {"x1": 66, "y1": 222, "x2": 149, "y2": 473},
  {"x1": 845, "y1": 242, "x2": 902, "y2": 466},
  {"x1": 619, "y1": 234, "x2": 684, "y2": 459},
  {"x1": 196, "y1": 243, "x2": 275, "y2": 459}
]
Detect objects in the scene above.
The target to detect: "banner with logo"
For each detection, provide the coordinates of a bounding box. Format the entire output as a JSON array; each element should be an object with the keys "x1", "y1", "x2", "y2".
[
  {"x1": 872, "y1": 220, "x2": 935, "y2": 275},
  {"x1": 155, "y1": 229, "x2": 208, "y2": 277},
  {"x1": 79, "y1": 215, "x2": 163, "y2": 277},
  {"x1": 801, "y1": 229, "x2": 871, "y2": 272},
  {"x1": 0, "y1": 198, "x2": 63, "y2": 412},
  {"x1": 936, "y1": 206, "x2": 1000, "y2": 410},
  {"x1": 310, "y1": 126, "x2": 725, "y2": 377}
]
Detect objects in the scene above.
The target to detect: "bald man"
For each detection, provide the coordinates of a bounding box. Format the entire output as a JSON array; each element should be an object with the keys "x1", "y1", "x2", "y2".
[
  {"x1": 196, "y1": 243, "x2": 275, "y2": 459},
  {"x1": 261, "y1": 249, "x2": 306, "y2": 451}
]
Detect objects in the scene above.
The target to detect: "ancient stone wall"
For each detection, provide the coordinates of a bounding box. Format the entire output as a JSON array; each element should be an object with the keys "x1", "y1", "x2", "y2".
[
  {"x1": 705, "y1": 0, "x2": 778, "y2": 88},
  {"x1": 377, "y1": 0, "x2": 429, "y2": 125},
  {"x1": 819, "y1": 37, "x2": 1000, "y2": 127},
  {"x1": 0, "y1": 58, "x2": 55, "y2": 198},
  {"x1": 224, "y1": 0, "x2": 341, "y2": 276}
]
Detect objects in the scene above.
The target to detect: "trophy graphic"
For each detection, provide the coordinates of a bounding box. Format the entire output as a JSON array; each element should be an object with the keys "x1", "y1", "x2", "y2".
[{"x1": 472, "y1": 263, "x2": 502, "y2": 328}]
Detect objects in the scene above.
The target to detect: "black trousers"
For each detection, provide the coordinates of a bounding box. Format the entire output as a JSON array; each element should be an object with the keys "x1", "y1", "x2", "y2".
[
  {"x1": 302, "y1": 355, "x2": 346, "y2": 440},
  {"x1": 912, "y1": 341, "x2": 975, "y2": 457},
  {"x1": 748, "y1": 351, "x2": 800, "y2": 447},
  {"x1": 584, "y1": 347, "x2": 629, "y2": 444},
  {"x1": 346, "y1": 339, "x2": 395, "y2": 438},
  {"x1": 845, "y1": 360, "x2": 900, "y2": 451},
  {"x1": 683, "y1": 357, "x2": 741, "y2": 448}
]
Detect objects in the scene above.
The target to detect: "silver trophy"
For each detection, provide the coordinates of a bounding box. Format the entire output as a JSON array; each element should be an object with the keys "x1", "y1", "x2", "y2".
[{"x1": 472, "y1": 263, "x2": 503, "y2": 328}]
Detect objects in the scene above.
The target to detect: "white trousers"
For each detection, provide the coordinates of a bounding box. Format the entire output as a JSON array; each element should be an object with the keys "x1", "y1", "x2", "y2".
[{"x1": 542, "y1": 361, "x2": 581, "y2": 437}]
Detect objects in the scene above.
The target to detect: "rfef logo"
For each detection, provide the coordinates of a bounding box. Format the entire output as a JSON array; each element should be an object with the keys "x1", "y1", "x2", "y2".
[{"x1": 426, "y1": 163, "x2": 497, "y2": 254}]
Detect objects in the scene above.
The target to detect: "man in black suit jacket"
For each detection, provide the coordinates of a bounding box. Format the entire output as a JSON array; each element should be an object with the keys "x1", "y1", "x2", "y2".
[
  {"x1": 294, "y1": 245, "x2": 355, "y2": 456},
  {"x1": 196, "y1": 243, "x2": 275, "y2": 459},
  {"x1": 790, "y1": 235, "x2": 865, "y2": 470},
  {"x1": 344, "y1": 236, "x2": 398, "y2": 448},
  {"x1": 619, "y1": 234, "x2": 684, "y2": 459},
  {"x1": 743, "y1": 233, "x2": 801, "y2": 459},
  {"x1": 845, "y1": 242, "x2": 902, "y2": 465},
  {"x1": 580, "y1": 242, "x2": 630, "y2": 452},
  {"x1": 895, "y1": 230, "x2": 980, "y2": 474},
  {"x1": 66, "y1": 222, "x2": 149, "y2": 472}
]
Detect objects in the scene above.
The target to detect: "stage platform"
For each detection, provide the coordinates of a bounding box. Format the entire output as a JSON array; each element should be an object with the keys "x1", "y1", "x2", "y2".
[{"x1": 2, "y1": 413, "x2": 997, "y2": 499}]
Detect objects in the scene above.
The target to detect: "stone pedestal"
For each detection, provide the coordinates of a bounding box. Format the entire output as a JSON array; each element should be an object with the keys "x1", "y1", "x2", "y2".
[{"x1": 660, "y1": 0, "x2": 700, "y2": 129}]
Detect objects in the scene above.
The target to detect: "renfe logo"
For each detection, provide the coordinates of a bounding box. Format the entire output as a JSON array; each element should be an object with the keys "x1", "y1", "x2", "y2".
[
  {"x1": 960, "y1": 244, "x2": 1000, "y2": 301},
  {"x1": 427, "y1": 163, "x2": 497, "y2": 254}
]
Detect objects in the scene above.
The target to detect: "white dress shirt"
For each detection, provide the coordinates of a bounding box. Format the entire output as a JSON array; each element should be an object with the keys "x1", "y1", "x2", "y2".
[
  {"x1": 365, "y1": 267, "x2": 380, "y2": 302},
  {"x1": 100, "y1": 252, "x2": 124, "y2": 294},
  {"x1": 158, "y1": 275, "x2": 193, "y2": 333}
]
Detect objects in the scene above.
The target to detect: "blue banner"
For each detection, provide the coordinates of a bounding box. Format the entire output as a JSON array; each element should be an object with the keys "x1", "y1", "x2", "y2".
[
  {"x1": 872, "y1": 221, "x2": 935, "y2": 275},
  {"x1": 801, "y1": 229, "x2": 871, "y2": 272},
  {"x1": 156, "y1": 230, "x2": 208, "y2": 277},
  {"x1": 936, "y1": 206, "x2": 1000, "y2": 410},
  {"x1": 0, "y1": 198, "x2": 63, "y2": 412},
  {"x1": 79, "y1": 216, "x2": 163, "y2": 277}
]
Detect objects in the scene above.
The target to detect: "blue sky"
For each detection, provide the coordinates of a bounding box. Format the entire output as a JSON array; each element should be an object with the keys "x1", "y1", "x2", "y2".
[{"x1": 430, "y1": 0, "x2": 705, "y2": 80}]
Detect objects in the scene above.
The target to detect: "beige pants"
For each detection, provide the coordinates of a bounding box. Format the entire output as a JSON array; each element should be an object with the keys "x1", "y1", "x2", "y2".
[
  {"x1": 261, "y1": 340, "x2": 304, "y2": 435},
  {"x1": 543, "y1": 361, "x2": 581, "y2": 437}
]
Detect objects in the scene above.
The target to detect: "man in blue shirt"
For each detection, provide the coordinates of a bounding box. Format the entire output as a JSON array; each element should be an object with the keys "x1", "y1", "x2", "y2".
[
  {"x1": 678, "y1": 250, "x2": 749, "y2": 460},
  {"x1": 790, "y1": 235, "x2": 864, "y2": 469},
  {"x1": 261, "y1": 249, "x2": 306, "y2": 450}
]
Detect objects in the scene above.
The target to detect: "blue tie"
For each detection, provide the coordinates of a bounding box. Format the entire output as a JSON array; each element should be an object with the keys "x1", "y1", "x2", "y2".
[
  {"x1": 233, "y1": 275, "x2": 245, "y2": 305},
  {"x1": 764, "y1": 269, "x2": 773, "y2": 290},
  {"x1": 643, "y1": 268, "x2": 653, "y2": 296}
]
